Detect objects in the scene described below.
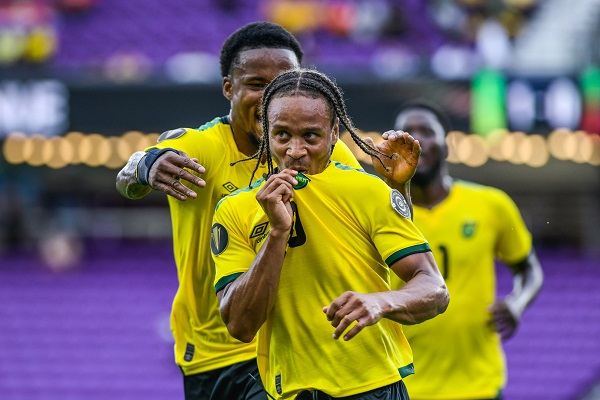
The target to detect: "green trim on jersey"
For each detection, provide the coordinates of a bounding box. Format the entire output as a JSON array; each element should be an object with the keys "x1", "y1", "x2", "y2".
[
  {"x1": 198, "y1": 116, "x2": 229, "y2": 131},
  {"x1": 332, "y1": 160, "x2": 363, "y2": 172},
  {"x1": 215, "y1": 177, "x2": 265, "y2": 211},
  {"x1": 385, "y1": 243, "x2": 431, "y2": 267},
  {"x1": 215, "y1": 272, "x2": 244, "y2": 293},
  {"x1": 399, "y1": 363, "x2": 415, "y2": 378}
]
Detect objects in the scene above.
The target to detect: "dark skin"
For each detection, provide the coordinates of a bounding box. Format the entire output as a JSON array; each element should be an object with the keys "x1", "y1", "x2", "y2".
[
  {"x1": 116, "y1": 47, "x2": 422, "y2": 203},
  {"x1": 395, "y1": 107, "x2": 544, "y2": 340},
  {"x1": 116, "y1": 48, "x2": 299, "y2": 200},
  {"x1": 218, "y1": 95, "x2": 448, "y2": 343}
]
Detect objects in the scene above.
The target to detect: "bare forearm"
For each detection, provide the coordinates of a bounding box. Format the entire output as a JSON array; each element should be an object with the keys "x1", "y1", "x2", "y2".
[
  {"x1": 381, "y1": 271, "x2": 449, "y2": 325},
  {"x1": 116, "y1": 151, "x2": 152, "y2": 199},
  {"x1": 507, "y1": 251, "x2": 544, "y2": 315},
  {"x1": 220, "y1": 229, "x2": 289, "y2": 342}
]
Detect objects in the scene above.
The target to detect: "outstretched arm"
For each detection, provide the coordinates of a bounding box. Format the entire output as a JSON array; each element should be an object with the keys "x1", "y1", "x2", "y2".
[
  {"x1": 217, "y1": 170, "x2": 297, "y2": 343},
  {"x1": 116, "y1": 151, "x2": 152, "y2": 199},
  {"x1": 324, "y1": 250, "x2": 449, "y2": 341},
  {"x1": 116, "y1": 150, "x2": 206, "y2": 200},
  {"x1": 489, "y1": 250, "x2": 544, "y2": 341},
  {"x1": 365, "y1": 131, "x2": 421, "y2": 217}
]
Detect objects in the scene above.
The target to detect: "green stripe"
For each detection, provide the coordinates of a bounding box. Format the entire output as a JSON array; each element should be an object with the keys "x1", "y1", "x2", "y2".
[
  {"x1": 215, "y1": 177, "x2": 264, "y2": 211},
  {"x1": 215, "y1": 272, "x2": 243, "y2": 293},
  {"x1": 385, "y1": 243, "x2": 431, "y2": 266},
  {"x1": 197, "y1": 116, "x2": 229, "y2": 131},
  {"x1": 399, "y1": 362, "x2": 414, "y2": 378},
  {"x1": 332, "y1": 161, "x2": 363, "y2": 171}
]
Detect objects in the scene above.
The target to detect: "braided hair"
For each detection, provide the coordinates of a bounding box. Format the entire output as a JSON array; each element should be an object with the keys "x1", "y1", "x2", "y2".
[{"x1": 232, "y1": 68, "x2": 392, "y2": 185}]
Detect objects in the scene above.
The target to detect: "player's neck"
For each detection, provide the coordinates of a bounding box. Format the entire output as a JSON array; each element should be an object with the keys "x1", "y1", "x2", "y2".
[
  {"x1": 411, "y1": 173, "x2": 452, "y2": 209},
  {"x1": 230, "y1": 123, "x2": 260, "y2": 157}
]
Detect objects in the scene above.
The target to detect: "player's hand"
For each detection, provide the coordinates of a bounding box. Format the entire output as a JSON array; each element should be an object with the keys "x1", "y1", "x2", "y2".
[
  {"x1": 364, "y1": 130, "x2": 421, "y2": 186},
  {"x1": 323, "y1": 291, "x2": 384, "y2": 341},
  {"x1": 256, "y1": 169, "x2": 297, "y2": 233},
  {"x1": 488, "y1": 299, "x2": 520, "y2": 341},
  {"x1": 148, "y1": 151, "x2": 206, "y2": 201}
]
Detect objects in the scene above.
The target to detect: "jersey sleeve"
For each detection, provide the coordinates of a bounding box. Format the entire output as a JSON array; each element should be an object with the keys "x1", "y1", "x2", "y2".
[
  {"x1": 493, "y1": 190, "x2": 532, "y2": 265},
  {"x1": 331, "y1": 139, "x2": 361, "y2": 169},
  {"x1": 211, "y1": 196, "x2": 258, "y2": 293},
  {"x1": 146, "y1": 127, "x2": 222, "y2": 169},
  {"x1": 359, "y1": 177, "x2": 430, "y2": 266}
]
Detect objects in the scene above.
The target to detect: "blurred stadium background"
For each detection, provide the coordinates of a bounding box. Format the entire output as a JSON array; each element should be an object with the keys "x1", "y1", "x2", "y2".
[{"x1": 0, "y1": 0, "x2": 599, "y2": 399}]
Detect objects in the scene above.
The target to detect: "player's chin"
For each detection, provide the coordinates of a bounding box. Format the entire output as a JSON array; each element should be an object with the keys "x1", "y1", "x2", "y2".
[{"x1": 417, "y1": 156, "x2": 431, "y2": 168}]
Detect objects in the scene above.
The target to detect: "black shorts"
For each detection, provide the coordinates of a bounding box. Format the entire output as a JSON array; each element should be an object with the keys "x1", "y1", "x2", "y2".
[
  {"x1": 294, "y1": 380, "x2": 410, "y2": 400},
  {"x1": 183, "y1": 358, "x2": 265, "y2": 400}
]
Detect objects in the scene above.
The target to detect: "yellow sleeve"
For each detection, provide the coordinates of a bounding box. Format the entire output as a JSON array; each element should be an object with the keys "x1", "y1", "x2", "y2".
[
  {"x1": 331, "y1": 139, "x2": 361, "y2": 169},
  {"x1": 211, "y1": 196, "x2": 259, "y2": 292},
  {"x1": 146, "y1": 127, "x2": 222, "y2": 169},
  {"x1": 493, "y1": 190, "x2": 532, "y2": 265},
  {"x1": 354, "y1": 175, "x2": 429, "y2": 266}
]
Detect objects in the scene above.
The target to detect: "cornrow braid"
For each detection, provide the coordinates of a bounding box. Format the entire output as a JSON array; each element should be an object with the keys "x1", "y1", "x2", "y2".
[{"x1": 234, "y1": 68, "x2": 393, "y2": 186}]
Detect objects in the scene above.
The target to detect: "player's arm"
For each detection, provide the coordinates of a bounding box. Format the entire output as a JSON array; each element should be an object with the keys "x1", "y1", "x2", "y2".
[
  {"x1": 324, "y1": 250, "x2": 449, "y2": 341},
  {"x1": 365, "y1": 131, "x2": 421, "y2": 218},
  {"x1": 489, "y1": 250, "x2": 544, "y2": 341},
  {"x1": 217, "y1": 170, "x2": 297, "y2": 343},
  {"x1": 116, "y1": 149, "x2": 206, "y2": 201}
]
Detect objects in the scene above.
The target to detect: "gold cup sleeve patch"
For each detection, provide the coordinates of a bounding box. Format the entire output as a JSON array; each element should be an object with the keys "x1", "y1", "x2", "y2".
[
  {"x1": 210, "y1": 223, "x2": 229, "y2": 255},
  {"x1": 390, "y1": 189, "x2": 411, "y2": 219},
  {"x1": 158, "y1": 128, "x2": 187, "y2": 142}
]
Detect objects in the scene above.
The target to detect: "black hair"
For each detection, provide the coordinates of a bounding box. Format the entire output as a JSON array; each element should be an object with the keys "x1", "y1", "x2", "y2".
[
  {"x1": 394, "y1": 98, "x2": 453, "y2": 135},
  {"x1": 232, "y1": 68, "x2": 392, "y2": 185},
  {"x1": 220, "y1": 21, "x2": 304, "y2": 77}
]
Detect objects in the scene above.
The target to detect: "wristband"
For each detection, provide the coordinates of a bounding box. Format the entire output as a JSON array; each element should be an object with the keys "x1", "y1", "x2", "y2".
[{"x1": 136, "y1": 147, "x2": 180, "y2": 186}]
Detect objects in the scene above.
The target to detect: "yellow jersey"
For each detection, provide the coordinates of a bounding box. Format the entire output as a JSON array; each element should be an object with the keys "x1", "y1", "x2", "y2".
[
  {"x1": 149, "y1": 117, "x2": 361, "y2": 375},
  {"x1": 391, "y1": 180, "x2": 532, "y2": 399},
  {"x1": 213, "y1": 162, "x2": 430, "y2": 399}
]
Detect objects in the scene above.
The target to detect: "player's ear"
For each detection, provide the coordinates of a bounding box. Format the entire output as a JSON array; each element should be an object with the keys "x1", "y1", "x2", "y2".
[
  {"x1": 223, "y1": 76, "x2": 233, "y2": 101},
  {"x1": 441, "y1": 133, "x2": 449, "y2": 159},
  {"x1": 331, "y1": 117, "x2": 339, "y2": 145}
]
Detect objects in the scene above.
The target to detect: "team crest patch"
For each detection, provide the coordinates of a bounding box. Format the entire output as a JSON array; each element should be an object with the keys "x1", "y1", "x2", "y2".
[
  {"x1": 293, "y1": 173, "x2": 310, "y2": 190},
  {"x1": 462, "y1": 222, "x2": 477, "y2": 238},
  {"x1": 158, "y1": 128, "x2": 186, "y2": 142},
  {"x1": 391, "y1": 189, "x2": 411, "y2": 219},
  {"x1": 210, "y1": 223, "x2": 229, "y2": 255}
]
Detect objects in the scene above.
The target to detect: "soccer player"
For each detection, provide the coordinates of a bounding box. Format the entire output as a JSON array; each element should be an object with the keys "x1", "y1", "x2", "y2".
[
  {"x1": 211, "y1": 69, "x2": 450, "y2": 400},
  {"x1": 116, "y1": 22, "x2": 420, "y2": 399},
  {"x1": 389, "y1": 100, "x2": 544, "y2": 400}
]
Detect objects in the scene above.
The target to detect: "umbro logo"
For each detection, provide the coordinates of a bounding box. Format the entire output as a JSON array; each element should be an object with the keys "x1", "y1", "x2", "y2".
[{"x1": 222, "y1": 182, "x2": 239, "y2": 193}]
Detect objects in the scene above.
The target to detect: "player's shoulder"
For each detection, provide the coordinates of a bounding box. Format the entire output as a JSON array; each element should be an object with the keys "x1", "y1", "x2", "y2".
[
  {"x1": 216, "y1": 177, "x2": 265, "y2": 212},
  {"x1": 197, "y1": 116, "x2": 230, "y2": 133},
  {"x1": 330, "y1": 161, "x2": 385, "y2": 186},
  {"x1": 154, "y1": 116, "x2": 230, "y2": 150},
  {"x1": 454, "y1": 180, "x2": 515, "y2": 206},
  {"x1": 157, "y1": 116, "x2": 230, "y2": 142},
  {"x1": 330, "y1": 160, "x2": 374, "y2": 177}
]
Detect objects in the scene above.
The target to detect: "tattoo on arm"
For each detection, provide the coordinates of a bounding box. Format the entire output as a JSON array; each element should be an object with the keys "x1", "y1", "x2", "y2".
[{"x1": 116, "y1": 151, "x2": 152, "y2": 199}]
